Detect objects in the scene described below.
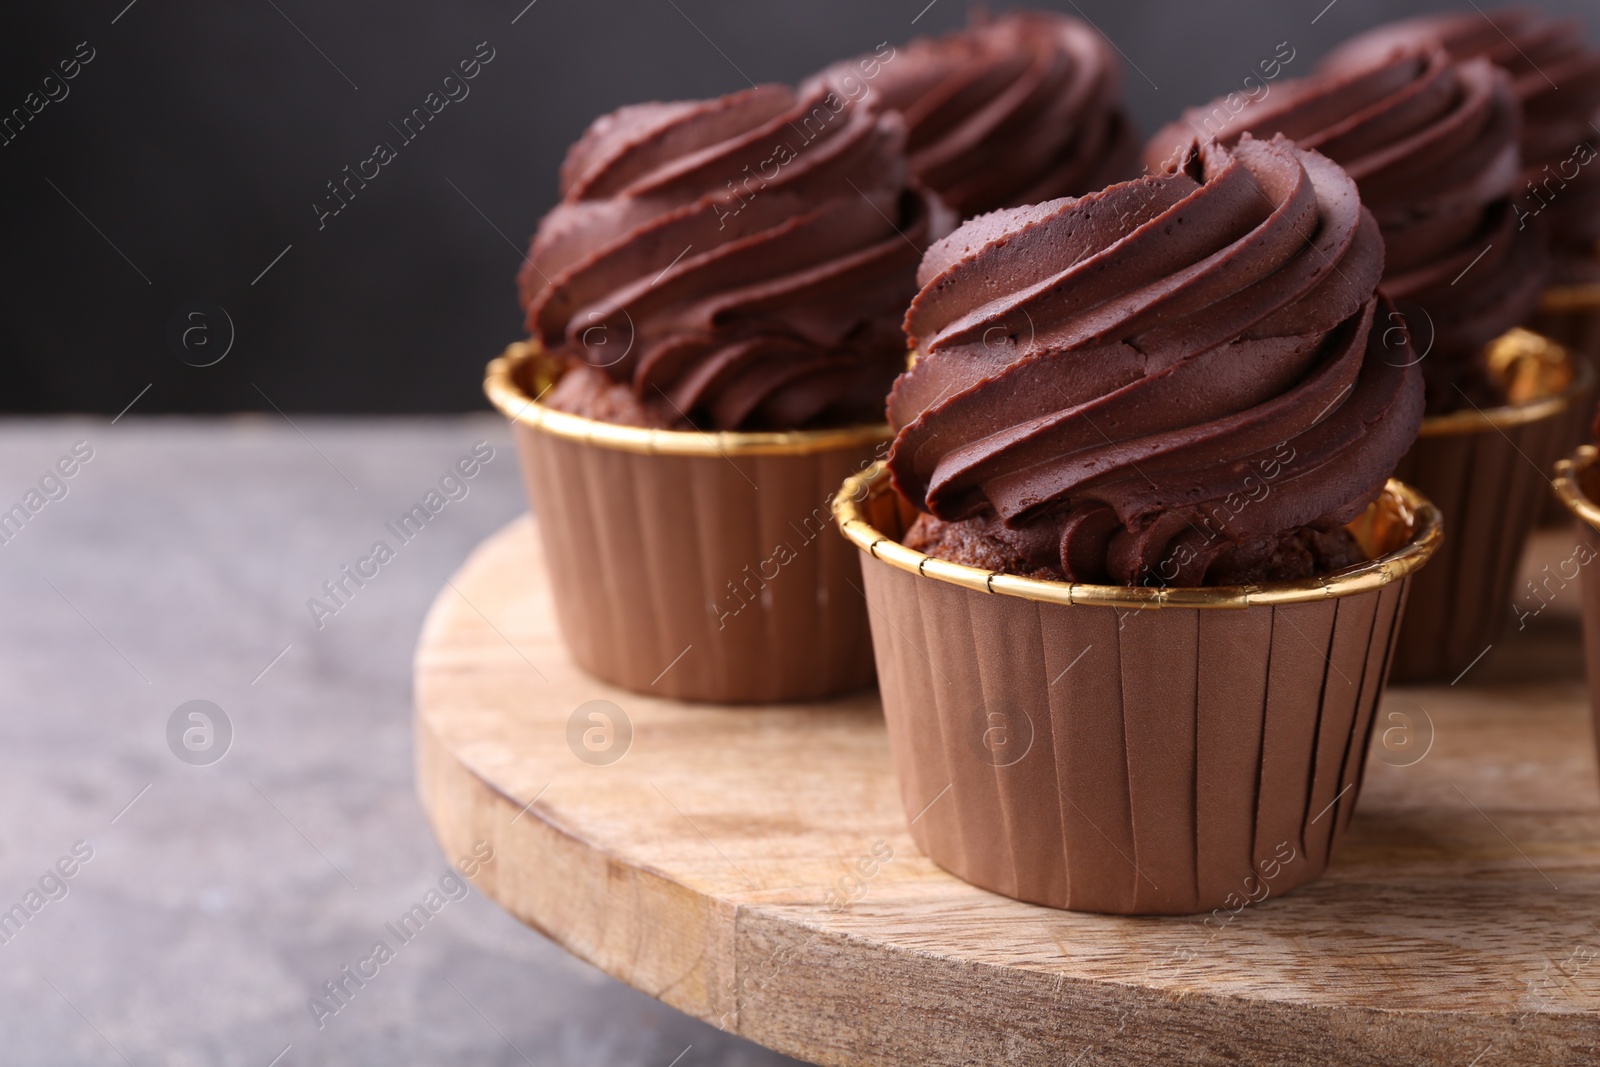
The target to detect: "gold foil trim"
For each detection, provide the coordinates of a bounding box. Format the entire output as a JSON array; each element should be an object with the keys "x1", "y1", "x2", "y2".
[
  {"x1": 832, "y1": 463, "x2": 1443, "y2": 611},
  {"x1": 1554, "y1": 445, "x2": 1600, "y2": 533},
  {"x1": 484, "y1": 342, "x2": 892, "y2": 457},
  {"x1": 1419, "y1": 328, "x2": 1587, "y2": 436},
  {"x1": 1540, "y1": 283, "x2": 1600, "y2": 315}
]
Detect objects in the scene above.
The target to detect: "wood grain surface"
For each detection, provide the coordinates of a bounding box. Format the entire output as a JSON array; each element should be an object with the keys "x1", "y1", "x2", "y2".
[{"x1": 415, "y1": 517, "x2": 1600, "y2": 1067}]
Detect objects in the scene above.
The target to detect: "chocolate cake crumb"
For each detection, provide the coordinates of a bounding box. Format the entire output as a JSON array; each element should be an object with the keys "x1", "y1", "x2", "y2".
[
  {"x1": 903, "y1": 513, "x2": 1065, "y2": 581},
  {"x1": 904, "y1": 513, "x2": 1367, "y2": 587},
  {"x1": 543, "y1": 361, "x2": 680, "y2": 429},
  {"x1": 1206, "y1": 525, "x2": 1366, "y2": 585}
]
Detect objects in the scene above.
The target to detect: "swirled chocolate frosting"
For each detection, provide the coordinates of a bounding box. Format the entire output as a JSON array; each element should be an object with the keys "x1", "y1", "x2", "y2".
[
  {"x1": 519, "y1": 85, "x2": 951, "y2": 431},
  {"x1": 802, "y1": 10, "x2": 1139, "y2": 219},
  {"x1": 888, "y1": 135, "x2": 1424, "y2": 587},
  {"x1": 1324, "y1": 7, "x2": 1600, "y2": 277},
  {"x1": 1146, "y1": 47, "x2": 1549, "y2": 410}
]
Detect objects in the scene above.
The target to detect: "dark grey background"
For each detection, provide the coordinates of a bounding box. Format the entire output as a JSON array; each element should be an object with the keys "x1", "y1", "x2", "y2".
[
  {"x1": 0, "y1": 418, "x2": 814, "y2": 1067},
  {"x1": 5, "y1": 0, "x2": 1600, "y2": 414}
]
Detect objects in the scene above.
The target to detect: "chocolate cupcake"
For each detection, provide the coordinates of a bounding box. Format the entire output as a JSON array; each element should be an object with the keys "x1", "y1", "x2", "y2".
[
  {"x1": 519, "y1": 83, "x2": 947, "y2": 430},
  {"x1": 1147, "y1": 42, "x2": 1588, "y2": 681},
  {"x1": 1322, "y1": 9, "x2": 1600, "y2": 530},
  {"x1": 1324, "y1": 7, "x2": 1600, "y2": 287},
  {"x1": 836, "y1": 136, "x2": 1439, "y2": 915},
  {"x1": 489, "y1": 84, "x2": 951, "y2": 703},
  {"x1": 803, "y1": 10, "x2": 1139, "y2": 219}
]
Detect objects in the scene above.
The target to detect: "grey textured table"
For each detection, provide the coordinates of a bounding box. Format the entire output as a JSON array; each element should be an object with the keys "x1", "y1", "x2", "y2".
[{"x1": 0, "y1": 418, "x2": 804, "y2": 1067}]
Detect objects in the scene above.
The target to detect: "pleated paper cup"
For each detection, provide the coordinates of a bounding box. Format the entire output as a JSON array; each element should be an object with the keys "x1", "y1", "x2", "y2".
[
  {"x1": 833, "y1": 464, "x2": 1441, "y2": 916},
  {"x1": 1554, "y1": 448, "x2": 1600, "y2": 758},
  {"x1": 485, "y1": 342, "x2": 886, "y2": 704},
  {"x1": 1390, "y1": 329, "x2": 1591, "y2": 682}
]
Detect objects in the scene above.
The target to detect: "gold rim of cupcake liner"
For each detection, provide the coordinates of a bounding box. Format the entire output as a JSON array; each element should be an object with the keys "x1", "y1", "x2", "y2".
[
  {"x1": 1419, "y1": 328, "x2": 1589, "y2": 437},
  {"x1": 1541, "y1": 283, "x2": 1600, "y2": 314},
  {"x1": 1554, "y1": 445, "x2": 1600, "y2": 533},
  {"x1": 833, "y1": 463, "x2": 1442, "y2": 611},
  {"x1": 484, "y1": 341, "x2": 892, "y2": 457}
]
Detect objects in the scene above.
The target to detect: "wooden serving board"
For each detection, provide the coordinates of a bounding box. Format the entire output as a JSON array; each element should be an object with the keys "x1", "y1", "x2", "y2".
[{"x1": 415, "y1": 517, "x2": 1600, "y2": 1067}]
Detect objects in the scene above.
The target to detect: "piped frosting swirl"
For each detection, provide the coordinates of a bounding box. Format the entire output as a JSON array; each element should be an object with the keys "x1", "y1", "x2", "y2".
[
  {"x1": 888, "y1": 135, "x2": 1423, "y2": 586},
  {"x1": 520, "y1": 84, "x2": 950, "y2": 430},
  {"x1": 803, "y1": 10, "x2": 1139, "y2": 219}
]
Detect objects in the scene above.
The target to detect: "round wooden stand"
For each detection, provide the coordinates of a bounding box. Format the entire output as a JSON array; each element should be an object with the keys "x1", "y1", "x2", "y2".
[{"x1": 416, "y1": 517, "x2": 1600, "y2": 1067}]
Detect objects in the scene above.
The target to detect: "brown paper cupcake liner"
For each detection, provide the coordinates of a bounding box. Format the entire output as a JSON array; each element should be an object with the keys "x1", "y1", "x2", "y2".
[
  {"x1": 1391, "y1": 329, "x2": 1589, "y2": 682},
  {"x1": 834, "y1": 465, "x2": 1441, "y2": 915},
  {"x1": 1552, "y1": 447, "x2": 1600, "y2": 758},
  {"x1": 1531, "y1": 285, "x2": 1600, "y2": 526},
  {"x1": 486, "y1": 343, "x2": 886, "y2": 704}
]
